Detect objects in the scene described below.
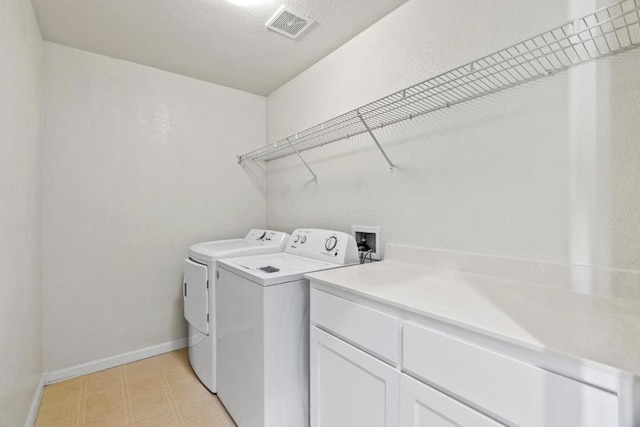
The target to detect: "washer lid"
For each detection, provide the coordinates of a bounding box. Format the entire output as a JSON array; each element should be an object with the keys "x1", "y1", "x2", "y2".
[
  {"x1": 217, "y1": 253, "x2": 343, "y2": 286},
  {"x1": 188, "y1": 230, "x2": 289, "y2": 263}
]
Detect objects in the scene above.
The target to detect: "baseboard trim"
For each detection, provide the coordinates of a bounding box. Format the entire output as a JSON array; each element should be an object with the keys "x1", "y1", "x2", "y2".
[
  {"x1": 44, "y1": 338, "x2": 188, "y2": 385},
  {"x1": 25, "y1": 374, "x2": 46, "y2": 427}
]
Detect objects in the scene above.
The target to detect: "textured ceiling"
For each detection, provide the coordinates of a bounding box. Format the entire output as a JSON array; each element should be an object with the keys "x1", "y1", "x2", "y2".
[{"x1": 31, "y1": 0, "x2": 408, "y2": 95}]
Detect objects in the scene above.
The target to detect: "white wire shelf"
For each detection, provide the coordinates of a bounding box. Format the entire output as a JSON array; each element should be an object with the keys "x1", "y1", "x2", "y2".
[{"x1": 238, "y1": 0, "x2": 640, "y2": 178}]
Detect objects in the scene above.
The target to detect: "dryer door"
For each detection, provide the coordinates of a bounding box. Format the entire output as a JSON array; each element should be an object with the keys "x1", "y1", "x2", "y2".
[{"x1": 183, "y1": 259, "x2": 209, "y2": 335}]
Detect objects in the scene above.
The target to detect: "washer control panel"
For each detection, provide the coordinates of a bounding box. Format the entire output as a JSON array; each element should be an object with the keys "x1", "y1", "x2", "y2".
[
  {"x1": 286, "y1": 229, "x2": 359, "y2": 265},
  {"x1": 245, "y1": 229, "x2": 289, "y2": 244}
]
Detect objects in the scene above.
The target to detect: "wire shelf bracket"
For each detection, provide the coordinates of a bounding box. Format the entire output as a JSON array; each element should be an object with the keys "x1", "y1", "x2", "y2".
[
  {"x1": 287, "y1": 139, "x2": 317, "y2": 183},
  {"x1": 358, "y1": 113, "x2": 394, "y2": 172},
  {"x1": 237, "y1": 0, "x2": 640, "y2": 178}
]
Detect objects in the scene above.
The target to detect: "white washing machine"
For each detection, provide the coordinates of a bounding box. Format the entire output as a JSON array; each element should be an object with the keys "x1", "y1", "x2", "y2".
[
  {"x1": 216, "y1": 229, "x2": 359, "y2": 427},
  {"x1": 183, "y1": 229, "x2": 289, "y2": 393}
]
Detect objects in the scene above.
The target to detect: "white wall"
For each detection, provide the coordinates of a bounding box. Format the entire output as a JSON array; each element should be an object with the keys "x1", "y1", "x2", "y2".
[
  {"x1": 42, "y1": 43, "x2": 267, "y2": 371},
  {"x1": 266, "y1": 0, "x2": 640, "y2": 272},
  {"x1": 0, "y1": 0, "x2": 44, "y2": 424}
]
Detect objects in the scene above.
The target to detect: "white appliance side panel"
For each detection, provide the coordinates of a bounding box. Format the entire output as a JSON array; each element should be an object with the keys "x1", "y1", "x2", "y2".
[
  {"x1": 310, "y1": 326, "x2": 400, "y2": 427},
  {"x1": 187, "y1": 323, "x2": 216, "y2": 392},
  {"x1": 216, "y1": 267, "x2": 264, "y2": 427},
  {"x1": 400, "y1": 374, "x2": 502, "y2": 427},
  {"x1": 183, "y1": 259, "x2": 209, "y2": 335},
  {"x1": 264, "y1": 279, "x2": 310, "y2": 427}
]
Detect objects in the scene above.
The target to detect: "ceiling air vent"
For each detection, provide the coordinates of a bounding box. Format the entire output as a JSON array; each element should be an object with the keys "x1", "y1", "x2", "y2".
[{"x1": 266, "y1": 5, "x2": 314, "y2": 39}]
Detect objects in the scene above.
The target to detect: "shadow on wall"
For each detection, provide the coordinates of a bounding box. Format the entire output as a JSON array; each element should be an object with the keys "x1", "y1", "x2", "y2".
[
  {"x1": 607, "y1": 50, "x2": 640, "y2": 271},
  {"x1": 265, "y1": 49, "x2": 640, "y2": 275}
]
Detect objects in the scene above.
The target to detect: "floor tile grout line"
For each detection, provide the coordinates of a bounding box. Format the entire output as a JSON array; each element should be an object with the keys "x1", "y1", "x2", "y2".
[
  {"x1": 35, "y1": 380, "x2": 85, "y2": 426},
  {"x1": 158, "y1": 352, "x2": 187, "y2": 426},
  {"x1": 83, "y1": 367, "x2": 127, "y2": 425},
  {"x1": 122, "y1": 367, "x2": 129, "y2": 427},
  {"x1": 119, "y1": 367, "x2": 132, "y2": 427},
  {"x1": 80, "y1": 376, "x2": 87, "y2": 427},
  {"x1": 74, "y1": 377, "x2": 82, "y2": 427},
  {"x1": 123, "y1": 364, "x2": 139, "y2": 427},
  {"x1": 155, "y1": 354, "x2": 185, "y2": 426}
]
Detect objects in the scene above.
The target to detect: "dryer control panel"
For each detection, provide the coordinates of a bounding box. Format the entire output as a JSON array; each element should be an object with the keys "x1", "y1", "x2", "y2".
[
  {"x1": 286, "y1": 229, "x2": 359, "y2": 265},
  {"x1": 244, "y1": 229, "x2": 289, "y2": 244}
]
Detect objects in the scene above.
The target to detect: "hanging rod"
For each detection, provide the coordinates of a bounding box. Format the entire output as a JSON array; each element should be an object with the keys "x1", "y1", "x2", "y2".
[{"x1": 237, "y1": 0, "x2": 640, "y2": 169}]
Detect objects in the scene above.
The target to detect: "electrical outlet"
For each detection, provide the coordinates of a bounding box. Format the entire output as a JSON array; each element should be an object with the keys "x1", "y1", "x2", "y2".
[{"x1": 351, "y1": 225, "x2": 381, "y2": 261}]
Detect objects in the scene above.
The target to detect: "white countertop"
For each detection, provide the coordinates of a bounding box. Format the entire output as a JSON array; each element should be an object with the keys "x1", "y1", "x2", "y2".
[{"x1": 306, "y1": 260, "x2": 640, "y2": 378}]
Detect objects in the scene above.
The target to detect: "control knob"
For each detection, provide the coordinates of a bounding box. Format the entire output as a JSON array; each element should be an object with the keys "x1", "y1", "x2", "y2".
[
  {"x1": 300, "y1": 236, "x2": 307, "y2": 244},
  {"x1": 293, "y1": 235, "x2": 300, "y2": 243},
  {"x1": 325, "y1": 236, "x2": 338, "y2": 251}
]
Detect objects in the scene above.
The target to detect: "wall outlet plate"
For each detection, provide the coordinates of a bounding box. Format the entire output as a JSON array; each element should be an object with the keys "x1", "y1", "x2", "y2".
[{"x1": 351, "y1": 225, "x2": 381, "y2": 261}]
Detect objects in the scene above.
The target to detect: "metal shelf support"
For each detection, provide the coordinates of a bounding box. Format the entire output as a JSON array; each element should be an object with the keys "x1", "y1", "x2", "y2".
[
  {"x1": 288, "y1": 140, "x2": 317, "y2": 183},
  {"x1": 358, "y1": 114, "x2": 394, "y2": 172}
]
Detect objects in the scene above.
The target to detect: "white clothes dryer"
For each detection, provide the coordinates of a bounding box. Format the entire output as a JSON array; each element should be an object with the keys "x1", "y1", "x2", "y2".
[
  {"x1": 216, "y1": 229, "x2": 358, "y2": 427},
  {"x1": 183, "y1": 229, "x2": 289, "y2": 393}
]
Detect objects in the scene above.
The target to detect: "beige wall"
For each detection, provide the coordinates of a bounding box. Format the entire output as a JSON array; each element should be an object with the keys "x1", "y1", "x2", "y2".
[
  {"x1": 0, "y1": 0, "x2": 44, "y2": 424},
  {"x1": 266, "y1": 0, "x2": 640, "y2": 272},
  {"x1": 42, "y1": 43, "x2": 267, "y2": 371}
]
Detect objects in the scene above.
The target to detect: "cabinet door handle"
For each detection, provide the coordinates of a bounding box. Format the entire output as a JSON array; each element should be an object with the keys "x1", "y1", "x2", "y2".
[{"x1": 184, "y1": 282, "x2": 187, "y2": 297}]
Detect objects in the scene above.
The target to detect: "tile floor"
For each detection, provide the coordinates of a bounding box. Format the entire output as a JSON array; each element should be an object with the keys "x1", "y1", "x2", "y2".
[{"x1": 35, "y1": 349, "x2": 236, "y2": 426}]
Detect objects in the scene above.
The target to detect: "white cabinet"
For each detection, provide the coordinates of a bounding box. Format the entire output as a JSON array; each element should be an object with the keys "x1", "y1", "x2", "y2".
[
  {"x1": 310, "y1": 326, "x2": 399, "y2": 427},
  {"x1": 310, "y1": 288, "x2": 401, "y2": 364},
  {"x1": 400, "y1": 374, "x2": 502, "y2": 427},
  {"x1": 309, "y1": 284, "x2": 632, "y2": 427},
  {"x1": 403, "y1": 322, "x2": 619, "y2": 427}
]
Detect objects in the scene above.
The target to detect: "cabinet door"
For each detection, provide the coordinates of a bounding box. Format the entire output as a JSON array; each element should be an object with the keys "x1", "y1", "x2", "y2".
[
  {"x1": 403, "y1": 322, "x2": 619, "y2": 427},
  {"x1": 400, "y1": 375, "x2": 502, "y2": 427},
  {"x1": 311, "y1": 327, "x2": 399, "y2": 427}
]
